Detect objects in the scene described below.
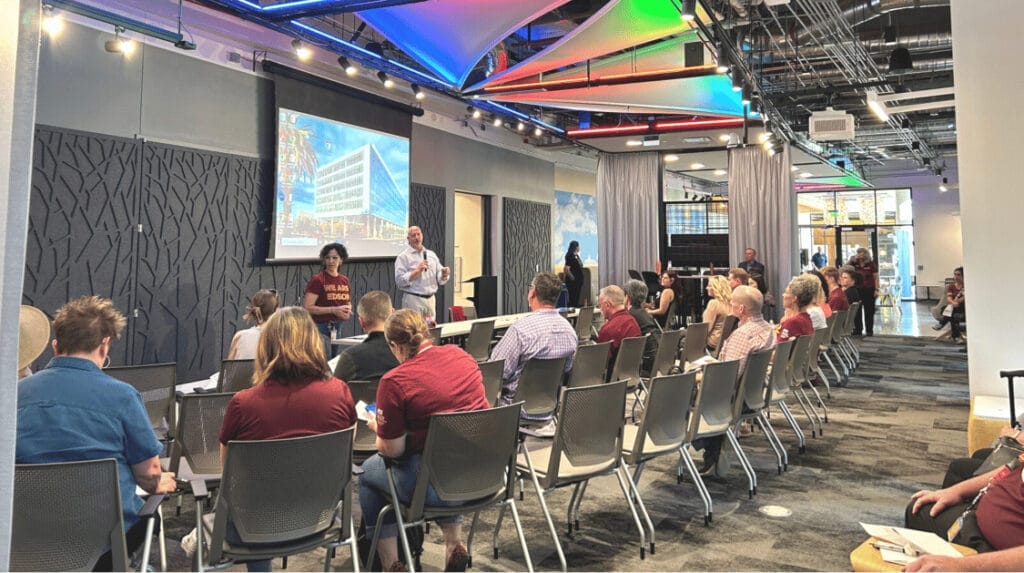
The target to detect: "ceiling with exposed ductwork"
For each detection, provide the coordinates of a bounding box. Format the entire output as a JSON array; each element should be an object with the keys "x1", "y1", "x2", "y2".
[{"x1": 77, "y1": 0, "x2": 957, "y2": 187}]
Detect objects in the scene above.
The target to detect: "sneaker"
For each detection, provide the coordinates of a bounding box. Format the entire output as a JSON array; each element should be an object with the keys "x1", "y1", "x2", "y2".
[
  {"x1": 521, "y1": 419, "x2": 557, "y2": 438},
  {"x1": 932, "y1": 323, "x2": 944, "y2": 331},
  {"x1": 445, "y1": 544, "x2": 470, "y2": 573},
  {"x1": 180, "y1": 528, "x2": 198, "y2": 559},
  {"x1": 698, "y1": 461, "x2": 717, "y2": 477}
]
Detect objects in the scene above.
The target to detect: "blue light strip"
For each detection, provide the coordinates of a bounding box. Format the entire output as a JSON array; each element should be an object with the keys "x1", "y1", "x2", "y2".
[
  {"x1": 204, "y1": 0, "x2": 564, "y2": 134},
  {"x1": 262, "y1": 0, "x2": 344, "y2": 12}
]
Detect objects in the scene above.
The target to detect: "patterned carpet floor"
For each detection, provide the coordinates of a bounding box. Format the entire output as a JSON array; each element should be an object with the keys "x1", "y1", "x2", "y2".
[{"x1": 158, "y1": 335, "x2": 971, "y2": 571}]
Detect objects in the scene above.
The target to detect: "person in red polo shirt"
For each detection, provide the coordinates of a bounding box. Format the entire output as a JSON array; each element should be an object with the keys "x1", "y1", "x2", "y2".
[
  {"x1": 821, "y1": 266, "x2": 849, "y2": 312},
  {"x1": 361, "y1": 309, "x2": 489, "y2": 573},
  {"x1": 596, "y1": 285, "x2": 641, "y2": 373}
]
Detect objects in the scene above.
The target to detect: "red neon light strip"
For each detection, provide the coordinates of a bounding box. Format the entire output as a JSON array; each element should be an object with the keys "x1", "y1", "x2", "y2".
[
  {"x1": 566, "y1": 124, "x2": 650, "y2": 136},
  {"x1": 568, "y1": 117, "x2": 747, "y2": 138},
  {"x1": 483, "y1": 65, "x2": 718, "y2": 94}
]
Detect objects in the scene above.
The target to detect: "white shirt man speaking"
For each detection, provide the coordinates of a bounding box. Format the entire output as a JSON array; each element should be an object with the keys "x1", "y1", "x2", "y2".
[{"x1": 394, "y1": 226, "x2": 450, "y2": 323}]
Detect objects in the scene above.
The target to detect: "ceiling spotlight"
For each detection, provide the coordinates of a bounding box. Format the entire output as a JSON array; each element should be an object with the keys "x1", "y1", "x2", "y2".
[
  {"x1": 492, "y1": 116, "x2": 503, "y2": 128},
  {"x1": 291, "y1": 38, "x2": 312, "y2": 61},
  {"x1": 799, "y1": 171, "x2": 813, "y2": 178},
  {"x1": 690, "y1": 162, "x2": 705, "y2": 169},
  {"x1": 469, "y1": 107, "x2": 481, "y2": 119},
  {"x1": 534, "y1": 127, "x2": 543, "y2": 137},
  {"x1": 665, "y1": 154, "x2": 680, "y2": 163},
  {"x1": 866, "y1": 90, "x2": 889, "y2": 122},
  {"x1": 626, "y1": 139, "x2": 644, "y2": 147},
  {"x1": 377, "y1": 71, "x2": 394, "y2": 88},
  {"x1": 939, "y1": 184, "x2": 948, "y2": 192},
  {"x1": 680, "y1": 0, "x2": 696, "y2": 21},
  {"x1": 759, "y1": 132, "x2": 772, "y2": 143},
  {"x1": 411, "y1": 83, "x2": 424, "y2": 100},
  {"x1": 767, "y1": 141, "x2": 784, "y2": 156},
  {"x1": 719, "y1": 133, "x2": 731, "y2": 142},
  {"x1": 104, "y1": 27, "x2": 135, "y2": 55},
  {"x1": 731, "y1": 73, "x2": 743, "y2": 92},
  {"x1": 714, "y1": 169, "x2": 727, "y2": 176},
  {"x1": 715, "y1": 42, "x2": 730, "y2": 73},
  {"x1": 42, "y1": 5, "x2": 63, "y2": 37},
  {"x1": 741, "y1": 85, "x2": 752, "y2": 106},
  {"x1": 516, "y1": 121, "x2": 526, "y2": 132},
  {"x1": 790, "y1": 165, "x2": 799, "y2": 172},
  {"x1": 338, "y1": 56, "x2": 357, "y2": 76}
]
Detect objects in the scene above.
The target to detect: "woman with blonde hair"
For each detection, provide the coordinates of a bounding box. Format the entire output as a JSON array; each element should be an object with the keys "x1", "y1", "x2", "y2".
[
  {"x1": 361, "y1": 309, "x2": 490, "y2": 572},
  {"x1": 703, "y1": 275, "x2": 732, "y2": 351},
  {"x1": 802, "y1": 271, "x2": 832, "y2": 330},
  {"x1": 226, "y1": 289, "x2": 279, "y2": 360}
]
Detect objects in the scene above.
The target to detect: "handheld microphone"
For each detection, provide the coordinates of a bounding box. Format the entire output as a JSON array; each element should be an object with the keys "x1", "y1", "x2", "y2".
[{"x1": 423, "y1": 250, "x2": 427, "y2": 261}]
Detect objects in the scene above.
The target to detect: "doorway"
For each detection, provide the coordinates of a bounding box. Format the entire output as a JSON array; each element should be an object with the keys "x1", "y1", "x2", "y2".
[{"x1": 453, "y1": 192, "x2": 485, "y2": 308}]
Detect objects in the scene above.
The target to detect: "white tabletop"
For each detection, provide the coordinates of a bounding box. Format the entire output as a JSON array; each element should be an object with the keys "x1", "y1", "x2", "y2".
[{"x1": 331, "y1": 308, "x2": 580, "y2": 345}]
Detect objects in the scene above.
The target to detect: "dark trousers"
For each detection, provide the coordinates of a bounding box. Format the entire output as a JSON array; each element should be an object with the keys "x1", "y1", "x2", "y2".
[
  {"x1": 904, "y1": 500, "x2": 994, "y2": 553},
  {"x1": 94, "y1": 517, "x2": 155, "y2": 571},
  {"x1": 567, "y1": 280, "x2": 583, "y2": 307},
  {"x1": 950, "y1": 308, "x2": 966, "y2": 340},
  {"x1": 942, "y1": 449, "x2": 991, "y2": 488},
  {"x1": 693, "y1": 435, "x2": 724, "y2": 467},
  {"x1": 854, "y1": 287, "x2": 876, "y2": 335}
]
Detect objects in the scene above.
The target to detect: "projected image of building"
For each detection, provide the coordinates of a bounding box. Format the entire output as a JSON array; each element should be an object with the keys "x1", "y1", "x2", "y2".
[{"x1": 314, "y1": 144, "x2": 408, "y2": 240}]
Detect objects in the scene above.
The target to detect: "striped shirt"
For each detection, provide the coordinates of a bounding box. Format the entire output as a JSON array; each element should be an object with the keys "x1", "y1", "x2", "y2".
[
  {"x1": 718, "y1": 316, "x2": 777, "y2": 374},
  {"x1": 491, "y1": 308, "x2": 577, "y2": 412}
]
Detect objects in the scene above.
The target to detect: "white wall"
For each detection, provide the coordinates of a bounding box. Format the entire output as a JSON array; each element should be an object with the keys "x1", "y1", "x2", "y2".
[{"x1": 951, "y1": 0, "x2": 1024, "y2": 398}]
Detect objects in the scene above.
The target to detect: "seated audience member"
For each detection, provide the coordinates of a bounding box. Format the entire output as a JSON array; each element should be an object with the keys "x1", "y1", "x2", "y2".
[
  {"x1": 777, "y1": 276, "x2": 817, "y2": 343},
  {"x1": 903, "y1": 440, "x2": 1024, "y2": 571},
  {"x1": 821, "y1": 266, "x2": 849, "y2": 312},
  {"x1": 803, "y1": 271, "x2": 831, "y2": 330},
  {"x1": 624, "y1": 279, "x2": 660, "y2": 376},
  {"x1": 933, "y1": 266, "x2": 965, "y2": 330},
  {"x1": 18, "y1": 304, "x2": 50, "y2": 379},
  {"x1": 703, "y1": 275, "x2": 732, "y2": 351},
  {"x1": 693, "y1": 286, "x2": 777, "y2": 475},
  {"x1": 727, "y1": 267, "x2": 750, "y2": 292},
  {"x1": 839, "y1": 265, "x2": 862, "y2": 308},
  {"x1": 598, "y1": 285, "x2": 642, "y2": 371},
  {"x1": 491, "y1": 272, "x2": 577, "y2": 426},
  {"x1": 219, "y1": 306, "x2": 356, "y2": 572},
  {"x1": 335, "y1": 291, "x2": 400, "y2": 383},
  {"x1": 361, "y1": 309, "x2": 490, "y2": 573},
  {"x1": 645, "y1": 271, "x2": 682, "y2": 328},
  {"x1": 227, "y1": 289, "x2": 279, "y2": 360},
  {"x1": 937, "y1": 267, "x2": 967, "y2": 343},
  {"x1": 16, "y1": 296, "x2": 176, "y2": 570}
]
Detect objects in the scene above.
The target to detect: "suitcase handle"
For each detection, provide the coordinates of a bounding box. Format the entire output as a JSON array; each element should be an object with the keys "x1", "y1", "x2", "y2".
[{"x1": 1001, "y1": 371, "x2": 1024, "y2": 427}]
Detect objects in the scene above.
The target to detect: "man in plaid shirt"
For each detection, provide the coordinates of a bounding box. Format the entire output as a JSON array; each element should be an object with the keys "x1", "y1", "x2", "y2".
[
  {"x1": 696, "y1": 285, "x2": 776, "y2": 475},
  {"x1": 491, "y1": 272, "x2": 578, "y2": 428}
]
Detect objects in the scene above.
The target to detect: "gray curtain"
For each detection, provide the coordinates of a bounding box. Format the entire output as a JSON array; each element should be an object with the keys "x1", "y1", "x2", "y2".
[
  {"x1": 597, "y1": 152, "x2": 660, "y2": 289},
  {"x1": 727, "y1": 145, "x2": 795, "y2": 312}
]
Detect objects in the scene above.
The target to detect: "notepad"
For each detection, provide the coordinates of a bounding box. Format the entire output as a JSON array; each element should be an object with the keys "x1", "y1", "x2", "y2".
[
  {"x1": 860, "y1": 522, "x2": 963, "y2": 564},
  {"x1": 356, "y1": 401, "x2": 377, "y2": 422}
]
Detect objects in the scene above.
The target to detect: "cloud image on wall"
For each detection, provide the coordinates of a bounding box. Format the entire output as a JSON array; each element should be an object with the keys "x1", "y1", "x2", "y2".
[{"x1": 552, "y1": 190, "x2": 599, "y2": 269}]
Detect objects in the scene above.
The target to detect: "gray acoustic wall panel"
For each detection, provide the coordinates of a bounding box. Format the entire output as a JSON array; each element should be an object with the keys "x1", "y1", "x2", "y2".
[
  {"x1": 502, "y1": 198, "x2": 550, "y2": 314},
  {"x1": 24, "y1": 126, "x2": 442, "y2": 383}
]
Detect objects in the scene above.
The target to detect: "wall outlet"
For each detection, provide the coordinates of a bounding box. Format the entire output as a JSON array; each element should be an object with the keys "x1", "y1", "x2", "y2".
[{"x1": 918, "y1": 265, "x2": 924, "y2": 271}]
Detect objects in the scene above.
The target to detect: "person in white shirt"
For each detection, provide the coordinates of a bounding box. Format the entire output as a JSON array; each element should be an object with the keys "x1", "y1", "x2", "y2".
[
  {"x1": 394, "y1": 226, "x2": 449, "y2": 323},
  {"x1": 227, "y1": 289, "x2": 279, "y2": 360}
]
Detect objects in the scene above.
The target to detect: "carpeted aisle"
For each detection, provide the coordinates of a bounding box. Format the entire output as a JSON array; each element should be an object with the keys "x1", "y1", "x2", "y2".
[{"x1": 158, "y1": 334, "x2": 971, "y2": 571}]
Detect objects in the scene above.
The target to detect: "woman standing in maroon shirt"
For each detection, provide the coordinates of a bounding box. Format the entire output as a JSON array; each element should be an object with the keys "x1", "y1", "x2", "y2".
[
  {"x1": 303, "y1": 242, "x2": 353, "y2": 357},
  {"x1": 848, "y1": 247, "x2": 879, "y2": 336}
]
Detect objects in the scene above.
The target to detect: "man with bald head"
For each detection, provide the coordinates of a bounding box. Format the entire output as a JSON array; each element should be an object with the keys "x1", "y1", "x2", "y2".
[
  {"x1": 596, "y1": 284, "x2": 641, "y2": 372},
  {"x1": 695, "y1": 285, "x2": 777, "y2": 475},
  {"x1": 394, "y1": 225, "x2": 450, "y2": 323}
]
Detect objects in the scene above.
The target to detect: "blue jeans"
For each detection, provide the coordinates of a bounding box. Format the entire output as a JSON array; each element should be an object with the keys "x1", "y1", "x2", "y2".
[
  {"x1": 359, "y1": 453, "x2": 463, "y2": 539},
  {"x1": 316, "y1": 321, "x2": 343, "y2": 359}
]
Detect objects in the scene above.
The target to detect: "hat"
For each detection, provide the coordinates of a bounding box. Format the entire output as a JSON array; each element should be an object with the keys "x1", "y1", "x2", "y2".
[{"x1": 19, "y1": 305, "x2": 50, "y2": 370}]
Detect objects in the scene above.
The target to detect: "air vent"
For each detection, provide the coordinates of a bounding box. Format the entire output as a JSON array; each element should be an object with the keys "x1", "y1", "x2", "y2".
[{"x1": 809, "y1": 108, "x2": 855, "y2": 141}]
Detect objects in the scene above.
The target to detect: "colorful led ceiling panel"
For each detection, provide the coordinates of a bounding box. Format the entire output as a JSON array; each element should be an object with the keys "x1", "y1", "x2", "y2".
[
  {"x1": 795, "y1": 175, "x2": 869, "y2": 189},
  {"x1": 471, "y1": 0, "x2": 705, "y2": 91},
  {"x1": 356, "y1": 0, "x2": 570, "y2": 87},
  {"x1": 481, "y1": 74, "x2": 745, "y2": 117},
  {"x1": 484, "y1": 32, "x2": 705, "y2": 91}
]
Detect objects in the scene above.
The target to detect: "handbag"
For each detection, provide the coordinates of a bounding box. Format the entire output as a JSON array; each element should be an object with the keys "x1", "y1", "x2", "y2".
[
  {"x1": 563, "y1": 265, "x2": 575, "y2": 282},
  {"x1": 973, "y1": 435, "x2": 1024, "y2": 476}
]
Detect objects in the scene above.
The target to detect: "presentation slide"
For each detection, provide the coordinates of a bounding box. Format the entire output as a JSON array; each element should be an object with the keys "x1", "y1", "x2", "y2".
[{"x1": 272, "y1": 107, "x2": 410, "y2": 260}]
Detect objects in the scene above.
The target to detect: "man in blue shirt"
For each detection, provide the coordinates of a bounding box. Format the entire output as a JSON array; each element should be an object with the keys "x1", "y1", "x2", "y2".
[
  {"x1": 811, "y1": 247, "x2": 828, "y2": 269},
  {"x1": 17, "y1": 296, "x2": 176, "y2": 569}
]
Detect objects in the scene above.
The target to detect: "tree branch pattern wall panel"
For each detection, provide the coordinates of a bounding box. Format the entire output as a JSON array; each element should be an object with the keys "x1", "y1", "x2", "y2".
[
  {"x1": 410, "y1": 183, "x2": 447, "y2": 318},
  {"x1": 24, "y1": 127, "x2": 449, "y2": 382},
  {"x1": 503, "y1": 198, "x2": 551, "y2": 314},
  {"x1": 23, "y1": 127, "x2": 142, "y2": 369}
]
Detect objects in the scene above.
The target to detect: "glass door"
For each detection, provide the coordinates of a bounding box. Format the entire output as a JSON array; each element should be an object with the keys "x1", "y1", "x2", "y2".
[
  {"x1": 876, "y1": 225, "x2": 916, "y2": 300},
  {"x1": 835, "y1": 226, "x2": 876, "y2": 268}
]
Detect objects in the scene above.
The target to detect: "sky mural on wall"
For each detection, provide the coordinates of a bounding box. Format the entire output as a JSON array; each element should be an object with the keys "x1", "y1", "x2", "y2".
[{"x1": 552, "y1": 190, "x2": 598, "y2": 270}]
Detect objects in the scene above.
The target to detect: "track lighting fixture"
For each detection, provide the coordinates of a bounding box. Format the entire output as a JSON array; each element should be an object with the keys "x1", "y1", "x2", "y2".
[
  {"x1": 104, "y1": 27, "x2": 135, "y2": 55},
  {"x1": 411, "y1": 83, "x2": 424, "y2": 100},
  {"x1": 534, "y1": 127, "x2": 543, "y2": 137},
  {"x1": 42, "y1": 5, "x2": 63, "y2": 37},
  {"x1": 680, "y1": 0, "x2": 696, "y2": 21},
  {"x1": 731, "y1": 73, "x2": 743, "y2": 92},
  {"x1": 470, "y1": 107, "x2": 481, "y2": 119},
  {"x1": 377, "y1": 71, "x2": 394, "y2": 88},
  {"x1": 741, "y1": 85, "x2": 752, "y2": 106},
  {"x1": 715, "y1": 42, "x2": 730, "y2": 74},
  {"x1": 291, "y1": 38, "x2": 311, "y2": 61},
  {"x1": 492, "y1": 116, "x2": 503, "y2": 128},
  {"x1": 516, "y1": 121, "x2": 526, "y2": 132},
  {"x1": 338, "y1": 56, "x2": 357, "y2": 76}
]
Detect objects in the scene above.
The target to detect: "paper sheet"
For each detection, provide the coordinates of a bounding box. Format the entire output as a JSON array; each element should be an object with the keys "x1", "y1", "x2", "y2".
[{"x1": 860, "y1": 522, "x2": 963, "y2": 561}]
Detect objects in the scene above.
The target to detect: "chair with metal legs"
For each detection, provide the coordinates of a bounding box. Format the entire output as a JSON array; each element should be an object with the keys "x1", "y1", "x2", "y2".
[
  {"x1": 804, "y1": 328, "x2": 832, "y2": 420},
  {"x1": 681, "y1": 322, "x2": 710, "y2": 368},
  {"x1": 574, "y1": 306, "x2": 596, "y2": 344},
  {"x1": 764, "y1": 339, "x2": 804, "y2": 457},
  {"x1": 515, "y1": 380, "x2": 650, "y2": 571},
  {"x1": 841, "y1": 301, "x2": 862, "y2": 363},
  {"x1": 787, "y1": 334, "x2": 823, "y2": 438},
  {"x1": 732, "y1": 348, "x2": 784, "y2": 474},
  {"x1": 609, "y1": 336, "x2": 648, "y2": 419},
  {"x1": 825, "y1": 310, "x2": 852, "y2": 381},
  {"x1": 478, "y1": 359, "x2": 505, "y2": 406},
  {"x1": 369, "y1": 404, "x2": 533, "y2": 573},
  {"x1": 690, "y1": 360, "x2": 758, "y2": 496},
  {"x1": 712, "y1": 315, "x2": 739, "y2": 358},
  {"x1": 621, "y1": 372, "x2": 697, "y2": 554},
  {"x1": 464, "y1": 320, "x2": 495, "y2": 362},
  {"x1": 645, "y1": 329, "x2": 683, "y2": 379}
]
